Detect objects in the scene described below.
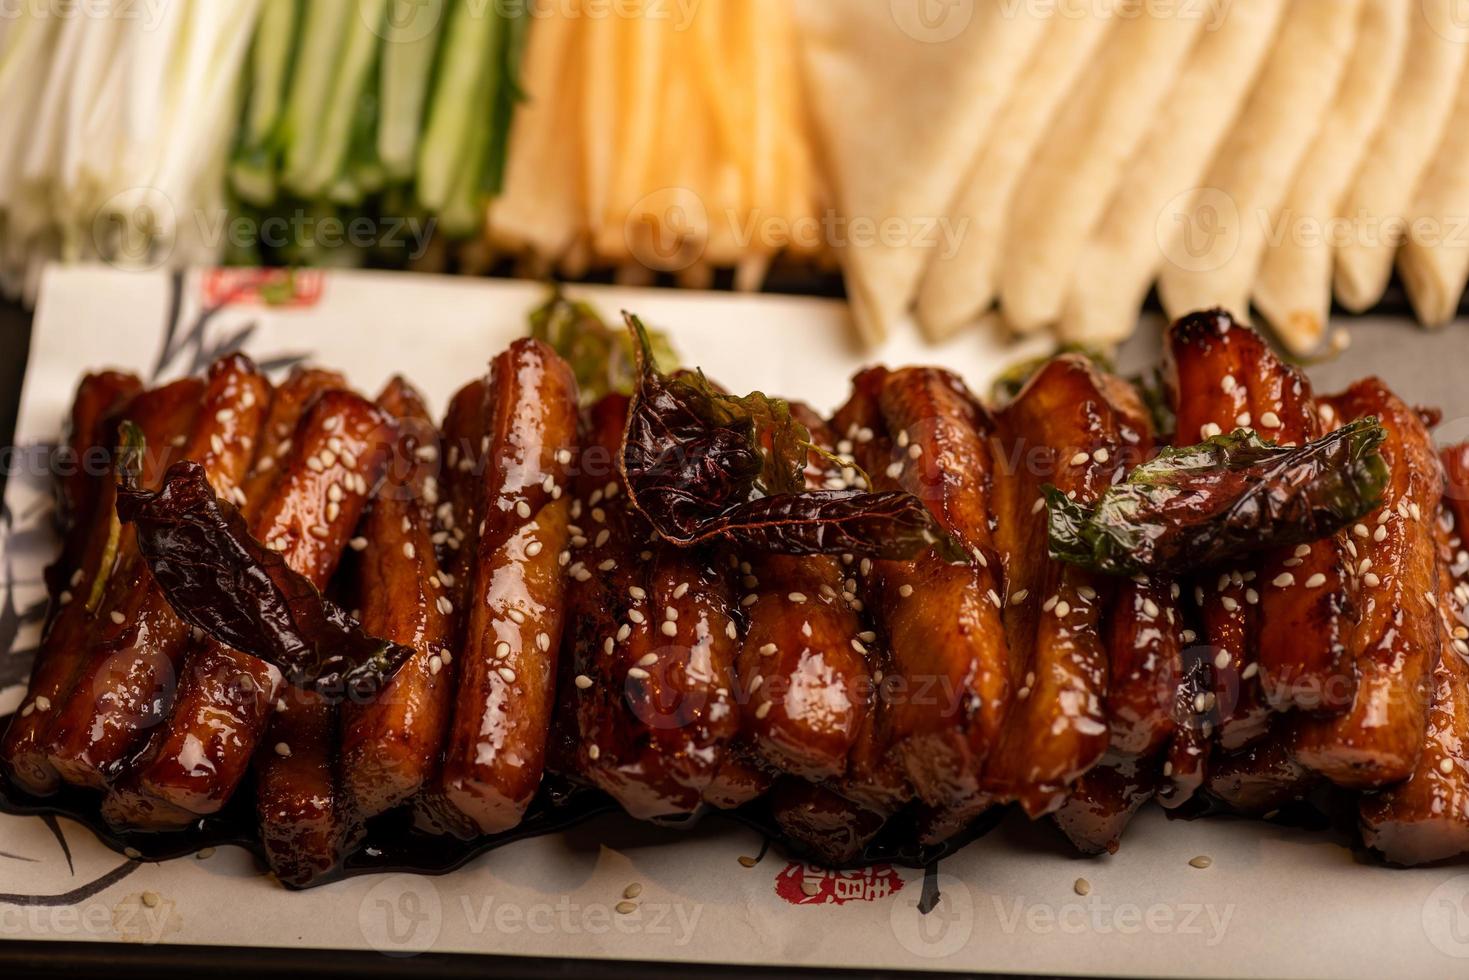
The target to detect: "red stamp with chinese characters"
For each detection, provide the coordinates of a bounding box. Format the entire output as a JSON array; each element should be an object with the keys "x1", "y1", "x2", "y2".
[{"x1": 773, "y1": 861, "x2": 903, "y2": 905}]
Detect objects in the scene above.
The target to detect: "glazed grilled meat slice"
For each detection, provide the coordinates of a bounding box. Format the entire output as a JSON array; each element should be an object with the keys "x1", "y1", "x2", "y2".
[
  {"x1": 49, "y1": 372, "x2": 144, "y2": 578},
  {"x1": 834, "y1": 367, "x2": 1009, "y2": 822},
  {"x1": 735, "y1": 408, "x2": 870, "y2": 781},
  {"x1": 1052, "y1": 753, "x2": 1159, "y2": 856},
  {"x1": 44, "y1": 356, "x2": 270, "y2": 789},
  {"x1": 985, "y1": 356, "x2": 1145, "y2": 817},
  {"x1": 563, "y1": 395, "x2": 740, "y2": 821},
  {"x1": 436, "y1": 378, "x2": 489, "y2": 602},
  {"x1": 340, "y1": 378, "x2": 456, "y2": 820},
  {"x1": 1207, "y1": 737, "x2": 1316, "y2": 816},
  {"x1": 1104, "y1": 577, "x2": 1184, "y2": 759},
  {"x1": 103, "y1": 391, "x2": 395, "y2": 829},
  {"x1": 238, "y1": 367, "x2": 348, "y2": 518},
  {"x1": 1167, "y1": 309, "x2": 1353, "y2": 718},
  {"x1": 768, "y1": 778, "x2": 888, "y2": 866},
  {"x1": 1162, "y1": 315, "x2": 1268, "y2": 748},
  {"x1": 1290, "y1": 379, "x2": 1443, "y2": 789},
  {"x1": 701, "y1": 746, "x2": 776, "y2": 810},
  {"x1": 431, "y1": 340, "x2": 577, "y2": 837},
  {"x1": 2, "y1": 371, "x2": 153, "y2": 795},
  {"x1": 1358, "y1": 448, "x2": 1469, "y2": 865}
]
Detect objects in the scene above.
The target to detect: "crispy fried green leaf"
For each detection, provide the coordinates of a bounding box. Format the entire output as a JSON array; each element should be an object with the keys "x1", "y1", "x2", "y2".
[
  {"x1": 621, "y1": 313, "x2": 966, "y2": 561},
  {"x1": 529, "y1": 289, "x2": 678, "y2": 404},
  {"x1": 992, "y1": 344, "x2": 1115, "y2": 405},
  {"x1": 1046, "y1": 418, "x2": 1389, "y2": 575}
]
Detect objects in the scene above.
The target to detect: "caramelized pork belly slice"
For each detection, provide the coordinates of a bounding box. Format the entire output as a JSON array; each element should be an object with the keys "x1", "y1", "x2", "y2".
[
  {"x1": 1165, "y1": 313, "x2": 1293, "y2": 743},
  {"x1": 985, "y1": 356, "x2": 1148, "y2": 816},
  {"x1": 239, "y1": 367, "x2": 347, "y2": 520},
  {"x1": 49, "y1": 371, "x2": 144, "y2": 578},
  {"x1": 1207, "y1": 734, "x2": 1316, "y2": 816},
  {"x1": 2, "y1": 372, "x2": 157, "y2": 795},
  {"x1": 702, "y1": 745, "x2": 776, "y2": 810},
  {"x1": 1290, "y1": 379, "x2": 1443, "y2": 789},
  {"x1": 103, "y1": 391, "x2": 395, "y2": 828},
  {"x1": 44, "y1": 356, "x2": 270, "y2": 789},
  {"x1": 769, "y1": 778, "x2": 887, "y2": 866},
  {"x1": 433, "y1": 340, "x2": 578, "y2": 836},
  {"x1": 340, "y1": 379, "x2": 456, "y2": 820},
  {"x1": 1158, "y1": 642, "x2": 1212, "y2": 810},
  {"x1": 1359, "y1": 469, "x2": 1469, "y2": 866},
  {"x1": 737, "y1": 555, "x2": 869, "y2": 780},
  {"x1": 255, "y1": 689, "x2": 343, "y2": 886},
  {"x1": 1053, "y1": 754, "x2": 1160, "y2": 856},
  {"x1": 563, "y1": 395, "x2": 739, "y2": 821},
  {"x1": 1105, "y1": 576, "x2": 1184, "y2": 759},
  {"x1": 845, "y1": 367, "x2": 1008, "y2": 818},
  {"x1": 436, "y1": 378, "x2": 489, "y2": 602}
]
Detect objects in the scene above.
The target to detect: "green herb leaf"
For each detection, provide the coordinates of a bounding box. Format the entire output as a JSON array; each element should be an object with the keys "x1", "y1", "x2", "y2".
[
  {"x1": 530, "y1": 290, "x2": 678, "y2": 404},
  {"x1": 1045, "y1": 418, "x2": 1389, "y2": 575}
]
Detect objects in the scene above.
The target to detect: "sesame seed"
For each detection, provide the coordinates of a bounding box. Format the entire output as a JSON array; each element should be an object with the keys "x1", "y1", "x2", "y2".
[
  {"x1": 629, "y1": 609, "x2": 646, "y2": 624},
  {"x1": 537, "y1": 632, "x2": 550, "y2": 652},
  {"x1": 885, "y1": 462, "x2": 903, "y2": 479},
  {"x1": 1070, "y1": 452, "x2": 1090, "y2": 467},
  {"x1": 660, "y1": 621, "x2": 678, "y2": 637},
  {"x1": 110, "y1": 610, "x2": 126, "y2": 625},
  {"x1": 1074, "y1": 878, "x2": 1091, "y2": 897},
  {"x1": 1221, "y1": 597, "x2": 1239, "y2": 612},
  {"x1": 1188, "y1": 855, "x2": 1213, "y2": 869},
  {"x1": 1143, "y1": 598, "x2": 1160, "y2": 618},
  {"x1": 725, "y1": 621, "x2": 737, "y2": 640},
  {"x1": 899, "y1": 584, "x2": 914, "y2": 598},
  {"x1": 1305, "y1": 573, "x2": 1327, "y2": 589},
  {"x1": 755, "y1": 702, "x2": 772, "y2": 719},
  {"x1": 1236, "y1": 413, "x2": 1251, "y2": 428},
  {"x1": 759, "y1": 643, "x2": 778, "y2": 656},
  {"x1": 575, "y1": 674, "x2": 593, "y2": 689},
  {"x1": 1200, "y1": 423, "x2": 1222, "y2": 440},
  {"x1": 595, "y1": 530, "x2": 610, "y2": 548},
  {"x1": 628, "y1": 667, "x2": 650, "y2": 680},
  {"x1": 556, "y1": 449, "x2": 573, "y2": 465},
  {"x1": 1295, "y1": 544, "x2": 1312, "y2": 558},
  {"x1": 310, "y1": 524, "x2": 330, "y2": 540},
  {"x1": 1245, "y1": 589, "x2": 1259, "y2": 605},
  {"x1": 526, "y1": 541, "x2": 543, "y2": 557},
  {"x1": 1259, "y1": 412, "x2": 1281, "y2": 429},
  {"x1": 437, "y1": 597, "x2": 453, "y2": 615},
  {"x1": 1373, "y1": 525, "x2": 1387, "y2": 542},
  {"x1": 603, "y1": 637, "x2": 615, "y2": 655},
  {"x1": 34, "y1": 696, "x2": 50, "y2": 712},
  {"x1": 1440, "y1": 758, "x2": 1455, "y2": 775},
  {"x1": 516, "y1": 501, "x2": 531, "y2": 519},
  {"x1": 1054, "y1": 601, "x2": 1071, "y2": 618},
  {"x1": 789, "y1": 592, "x2": 807, "y2": 603},
  {"x1": 1214, "y1": 650, "x2": 1230, "y2": 670},
  {"x1": 498, "y1": 667, "x2": 517, "y2": 683},
  {"x1": 673, "y1": 582, "x2": 690, "y2": 599},
  {"x1": 616, "y1": 624, "x2": 631, "y2": 642},
  {"x1": 403, "y1": 542, "x2": 416, "y2": 560},
  {"x1": 1242, "y1": 662, "x2": 1258, "y2": 679},
  {"x1": 1354, "y1": 524, "x2": 1369, "y2": 538},
  {"x1": 1010, "y1": 589, "x2": 1029, "y2": 605},
  {"x1": 275, "y1": 742, "x2": 292, "y2": 758},
  {"x1": 1032, "y1": 497, "x2": 1046, "y2": 515},
  {"x1": 908, "y1": 444, "x2": 923, "y2": 459},
  {"x1": 1093, "y1": 448, "x2": 1110, "y2": 464},
  {"x1": 588, "y1": 745, "x2": 601, "y2": 760},
  {"x1": 210, "y1": 434, "x2": 225, "y2": 455},
  {"x1": 1364, "y1": 573, "x2": 1381, "y2": 588}
]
